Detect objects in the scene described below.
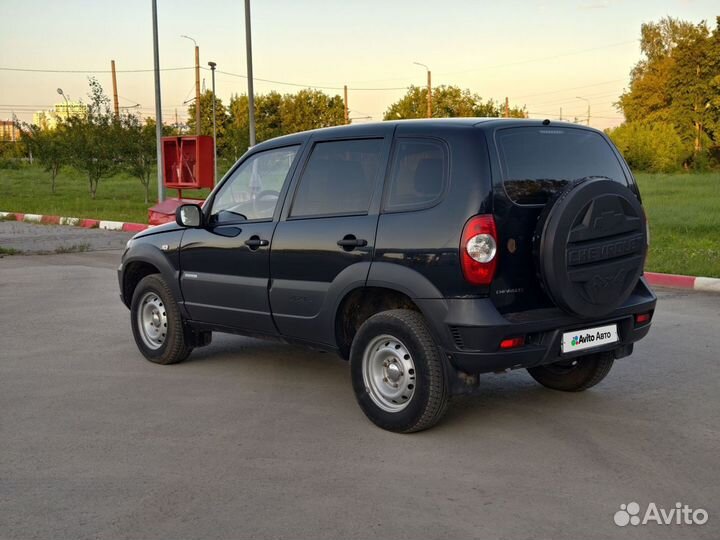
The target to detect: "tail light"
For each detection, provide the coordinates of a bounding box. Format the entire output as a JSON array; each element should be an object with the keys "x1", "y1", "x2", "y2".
[{"x1": 460, "y1": 214, "x2": 498, "y2": 286}]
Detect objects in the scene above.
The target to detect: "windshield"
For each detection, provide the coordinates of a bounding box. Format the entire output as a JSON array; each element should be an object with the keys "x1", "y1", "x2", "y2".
[{"x1": 496, "y1": 127, "x2": 628, "y2": 205}]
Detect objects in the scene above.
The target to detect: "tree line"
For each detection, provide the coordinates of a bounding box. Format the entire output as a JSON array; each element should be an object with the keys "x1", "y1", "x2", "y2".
[
  {"x1": 608, "y1": 16, "x2": 720, "y2": 172},
  {"x1": 5, "y1": 79, "x2": 526, "y2": 201}
]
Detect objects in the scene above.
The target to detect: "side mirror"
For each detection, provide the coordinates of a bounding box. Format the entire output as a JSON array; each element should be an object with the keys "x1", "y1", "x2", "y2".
[{"x1": 176, "y1": 204, "x2": 203, "y2": 228}]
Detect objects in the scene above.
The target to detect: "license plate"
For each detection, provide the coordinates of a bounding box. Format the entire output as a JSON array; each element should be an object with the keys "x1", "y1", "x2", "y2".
[{"x1": 561, "y1": 324, "x2": 619, "y2": 354}]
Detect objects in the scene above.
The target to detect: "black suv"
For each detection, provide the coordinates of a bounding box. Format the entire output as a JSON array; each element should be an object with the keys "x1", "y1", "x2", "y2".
[{"x1": 119, "y1": 119, "x2": 656, "y2": 432}]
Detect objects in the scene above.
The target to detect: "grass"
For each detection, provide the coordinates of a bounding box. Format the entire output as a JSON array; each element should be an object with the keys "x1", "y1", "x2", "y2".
[
  {"x1": 0, "y1": 165, "x2": 212, "y2": 224},
  {"x1": 0, "y1": 246, "x2": 20, "y2": 255},
  {"x1": 635, "y1": 172, "x2": 720, "y2": 278},
  {"x1": 0, "y1": 165, "x2": 718, "y2": 277}
]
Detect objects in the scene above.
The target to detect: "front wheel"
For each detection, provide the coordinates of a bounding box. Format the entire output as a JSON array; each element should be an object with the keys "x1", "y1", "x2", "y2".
[
  {"x1": 350, "y1": 309, "x2": 449, "y2": 433},
  {"x1": 130, "y1": 274, "x2": 193, "y2": 365},
  {"x1": 527, "y1": 352, "x2": 614, "y2": 392}
]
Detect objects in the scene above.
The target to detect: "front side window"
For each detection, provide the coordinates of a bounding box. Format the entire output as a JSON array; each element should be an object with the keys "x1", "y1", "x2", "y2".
[
  {"x1": 384, "y1": 139, "x2": 448, "y2": 212},
  {"x1": 289, "y1": 139, "x2": 384, "y2": 218},
  {"x1": 212, "y1": 146, "x2": 299, "y2": 223}
]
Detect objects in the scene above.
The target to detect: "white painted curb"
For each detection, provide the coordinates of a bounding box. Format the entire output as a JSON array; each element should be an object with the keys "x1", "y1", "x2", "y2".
[
  {"x1": 98, "y1": 220, "x2": 125, "y2": 231},
  {"x1": 694, "y1": 277, "x2": 720, "y2": 293}
]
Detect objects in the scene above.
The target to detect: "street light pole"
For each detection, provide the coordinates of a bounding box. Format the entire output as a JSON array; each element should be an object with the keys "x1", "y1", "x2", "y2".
[
  {"x1": 413, "y1": 62, "x2": 432, "y2": 118},
  {"x1": 244, "y1": 0, "x2": 256, "y2": 147},
  {"x1": 56, "y1": 88, "x2": 70, "y2": 121},
  {"x1": 576, "y1": 96, "x2": 590, "y2": 126},
  {"x1": 152, "y1": 0, "x2": 165, "y2": 203},
  {"x1": 208, "y1": 61, "x2": 218, "y2": 185},
  {"x1": 181, "y1": 35, "x2": 201, "y2": 136}
]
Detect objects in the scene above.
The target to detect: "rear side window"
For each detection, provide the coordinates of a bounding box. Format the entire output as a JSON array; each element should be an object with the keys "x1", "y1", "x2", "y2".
[
  {"x1": 384, "y1": 139, "x2": 448, "y2": 212},
  {"x1": 290, "y1": 139, "x2": 383, "y2": 218},
  {"x1": 496, "y1": 127, "x2": 628, "y2": 205}
]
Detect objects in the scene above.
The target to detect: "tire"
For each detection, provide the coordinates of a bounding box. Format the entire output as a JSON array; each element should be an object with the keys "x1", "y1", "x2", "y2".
[
  {"x1": 527, "y1": 352, "x2": 614, "y2": 392},
  {"x1": 350, "y1": 309, "x2": 449, "y2": 433},
  {"x1": 130, "y1": 274, "x2": 193, "y2": 365}
]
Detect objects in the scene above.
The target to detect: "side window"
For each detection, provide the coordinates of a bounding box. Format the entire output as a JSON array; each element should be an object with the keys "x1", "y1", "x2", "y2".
[
  {"x1": 289, "y1": 139, "x2": 384, "y2": 218},
  {"x1": 384, "y1": 139, "x2": 448, "y2": 212},
  {"x1": 212, "y1": 146, "x2": 299, "y2": 223}
]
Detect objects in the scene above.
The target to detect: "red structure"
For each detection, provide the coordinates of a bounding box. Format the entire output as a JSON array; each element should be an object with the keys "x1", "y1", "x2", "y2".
[{"x1": 148, "y1": 135, "x2": 215, "y2": 225}]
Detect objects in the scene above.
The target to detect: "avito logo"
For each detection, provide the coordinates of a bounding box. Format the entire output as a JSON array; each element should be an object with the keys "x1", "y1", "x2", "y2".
[
  {"x1": 614, "y1": 502, "x2": 709, "y2": 527},
  {"x1": 571, "y1": 330, "x2": 613, "y2": 347}
]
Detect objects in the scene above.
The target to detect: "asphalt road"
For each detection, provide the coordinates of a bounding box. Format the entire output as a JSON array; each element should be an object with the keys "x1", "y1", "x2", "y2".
[
  {"x1": 0, "y1": 221, "x2": 133, "y2": 254},
  {"x1": 0, "y1": 250, "x2": 718, "y2": 540}
]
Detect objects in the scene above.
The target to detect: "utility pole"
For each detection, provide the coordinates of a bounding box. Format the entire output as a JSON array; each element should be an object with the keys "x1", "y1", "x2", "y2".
[
  {"x1": 427, "y1": 70, "x2": 432, "y2": 118},
  {"x1": 194, "y1": 45, "x2": 200, "y2": 135},
  {"x1": 111, "y1": 60, "x2": 120, "y2": 117},
  {"x1": 576, "y1": 96, "x2": 590, "y2": 126},
  {"x1": 413, "y1": 62, "x2": 432, "y2": 118},
  {"x1": 343, "y1": 85, "x2": 349, "y2": 124},
  {"x1": 504, "y1": 96, "x2": 509, "y2": 118},
  {"x1": 152, "y1": 0, "x2": 165, "y2": 203},
  {"x1": 244, "y1": 0, "x2": 256, "y2": 146},
  {"x1": 181, "y1": 35, "x2": 201, "y2": 135},
  {"x1": 694, "y1": 64, "x2": 701, "y2": 154},
  {"x1": 560, "y1": 107, "x2": 563, "y2": 121},
  {"x1": 208, "y1": 61, "x2": 218, "y2": 184}
]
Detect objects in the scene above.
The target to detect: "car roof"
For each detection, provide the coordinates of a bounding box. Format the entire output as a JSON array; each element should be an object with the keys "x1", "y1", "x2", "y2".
[{"x1": 251, "y1": 118, "x2": 602, "y2": 151}]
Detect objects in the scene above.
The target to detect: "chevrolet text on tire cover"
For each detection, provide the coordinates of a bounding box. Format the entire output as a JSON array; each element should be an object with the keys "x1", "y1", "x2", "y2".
[{"x1": 118, "y1": 119, "x2": 656, "y2": 433}]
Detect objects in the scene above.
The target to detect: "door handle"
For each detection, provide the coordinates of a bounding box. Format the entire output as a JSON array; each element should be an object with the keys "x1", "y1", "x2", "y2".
[
  {"x1": 245, "y1": 235, "x2": 269, "y2": 249},
  {"x1": 337, "y1": 235, "x2": 368, "y2": 251}
]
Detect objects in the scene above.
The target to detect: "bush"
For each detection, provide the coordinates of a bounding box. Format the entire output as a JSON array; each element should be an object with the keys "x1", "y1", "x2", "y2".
[{"x1": 608, "y1": 122, "x2": 689, "y2": 173}]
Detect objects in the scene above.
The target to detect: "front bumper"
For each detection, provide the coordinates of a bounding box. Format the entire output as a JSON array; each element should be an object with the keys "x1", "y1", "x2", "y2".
[{"x1": 416, "y1": 277, "x2": 657, "y2": 374}]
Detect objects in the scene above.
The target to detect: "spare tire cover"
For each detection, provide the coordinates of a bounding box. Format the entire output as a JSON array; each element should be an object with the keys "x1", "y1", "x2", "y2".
[{"x1": 534, "y1": 178, "x2": 647, "y2": 318}]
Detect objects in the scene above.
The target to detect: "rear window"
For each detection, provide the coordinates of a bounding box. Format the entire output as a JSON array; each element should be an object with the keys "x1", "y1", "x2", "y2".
[
  {"x1": 496, "y1": 127, "x2": 627, "y2": 205},
  {"x1": 384, "y1": 139, "x2": 447, "y2": 212}
]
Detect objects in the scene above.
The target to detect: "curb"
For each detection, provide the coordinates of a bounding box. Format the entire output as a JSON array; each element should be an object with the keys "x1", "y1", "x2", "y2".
[
  {"x1": 645, "y1": 272, "x2": 720, "y2": 294},
  {"x1": 2, "y1": 209, "x2": 718, "y2": 293},
  {"x1": 0, "y1": 211, "x2": 148, "y2": 233}
]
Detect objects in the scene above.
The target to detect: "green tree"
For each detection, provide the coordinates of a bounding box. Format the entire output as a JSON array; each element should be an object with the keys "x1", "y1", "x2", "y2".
[
  {"x1": 618, "y1": 17, "x2": 720, "y2": 164},
  {"x1": 121, "y1": 114, "x2": 157, "y2": 203},
  {"x1": 225, "y1": 89, "x2": 343, "y2": 160},
  {"x1": 186, "y1": 90, "x2": 229, "y2": 150},
  {"x1": 279, "y1": 89, "x2": 345, "y2": 133},
  {"x1": 225, "y1": 94, "x2": 250, "y2": 161},
  {"x1": 384, "y1": 85, "x2": 525, "y2": 120},
  {"x1": 20, "y1": 123, "x2": 68, "y2": 193},
  {"x1": 65, "y1": 78, "x2": 122, "y2": 199},
  {"x1": 256, "y1": 91, "x2": 284, "y2": 141}
]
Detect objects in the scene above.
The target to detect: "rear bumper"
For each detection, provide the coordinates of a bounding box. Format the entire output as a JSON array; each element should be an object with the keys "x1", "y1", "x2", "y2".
[{"x1": 416, "y1": 277, "x2": 657, "y2": 374}]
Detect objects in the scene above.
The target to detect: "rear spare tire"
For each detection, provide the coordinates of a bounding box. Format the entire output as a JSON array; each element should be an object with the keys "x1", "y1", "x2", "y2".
[{"x1": 533, "y1": 178, "x2": 647, "y2": 318}]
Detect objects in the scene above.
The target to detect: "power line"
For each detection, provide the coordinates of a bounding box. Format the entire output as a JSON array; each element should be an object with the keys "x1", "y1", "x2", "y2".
[
  {"x1": 438, "y1": 40, "x2": 637, "y2": 77},
  {"x1": 338, "y1": 41, "x2": 637, "y2": 83},
  {"x1": 211, "y1": 68, "x2": 408, "y2": 91},
  {"x1": 512, "y1": 78, "x2": 626, "y2": 100},
  {"x1": 0, "y1": 66, "x2": 194, "y2": 74}
]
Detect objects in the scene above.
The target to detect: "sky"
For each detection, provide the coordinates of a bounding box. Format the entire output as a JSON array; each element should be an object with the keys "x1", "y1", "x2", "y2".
[{"x1": 1, "y1": 0, "x2": 717, "y2": 130}]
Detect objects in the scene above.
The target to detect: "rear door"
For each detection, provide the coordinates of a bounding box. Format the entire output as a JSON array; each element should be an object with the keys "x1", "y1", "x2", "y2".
[
  {"x1": 269, "y1": 128, "x2": 393, "y2": 345},
  {"x1": 488, "y1": 125, "x2": 632, "y2": 313}
]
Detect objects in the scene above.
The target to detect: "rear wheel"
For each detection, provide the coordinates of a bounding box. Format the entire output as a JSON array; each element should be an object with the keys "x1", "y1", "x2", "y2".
[
  {"x1": 527, "y1": 352, "x2": 614, "y2": 392},
  {"x1": 350, "y1": 310, "x2": 449, "y2": 433},
  {"x1": 130, "y1": 274, "x2": 193, "y2": 365}
]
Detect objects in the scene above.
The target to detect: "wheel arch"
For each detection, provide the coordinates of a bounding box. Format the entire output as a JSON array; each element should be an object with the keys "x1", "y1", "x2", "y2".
[
  {"x1": 121, "y1": 244, "x2": 184, "y2": 315},
  {"x1": 333, "y1": 261, "x2": 451, "y2": 360}
]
